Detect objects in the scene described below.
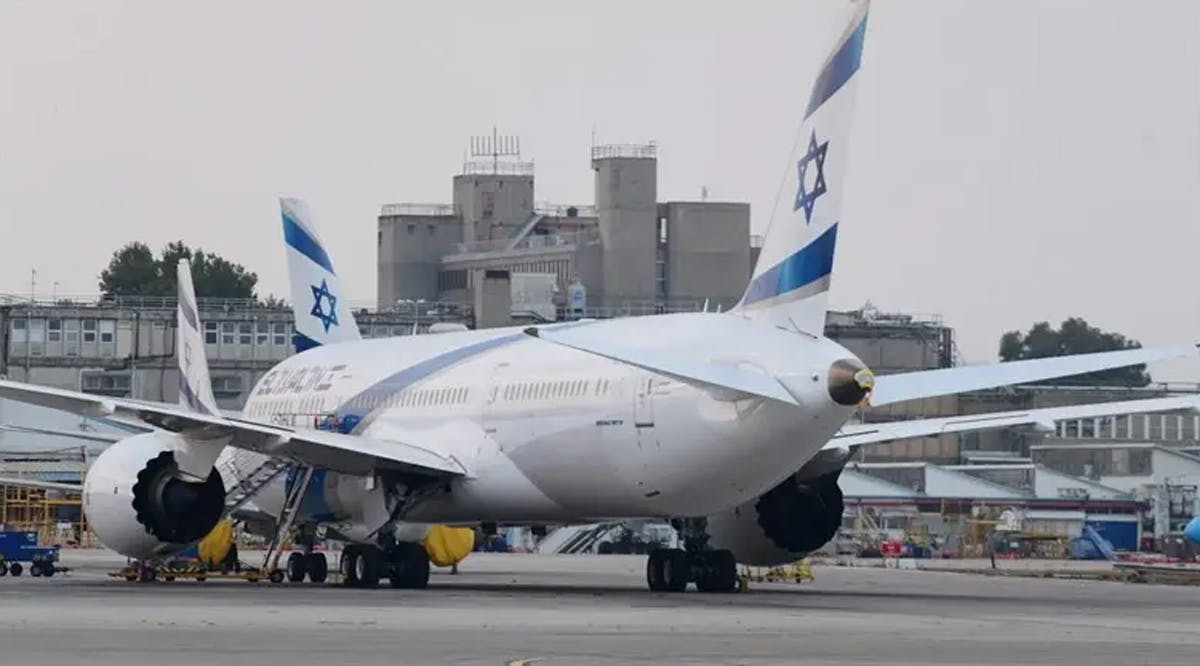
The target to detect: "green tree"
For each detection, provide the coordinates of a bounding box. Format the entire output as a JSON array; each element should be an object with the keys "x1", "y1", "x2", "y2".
[
  {"x1": 99, "y1": 241, "x2": 258, "y2": 299},
  {"x1": 998, "y1": 317, "x2": 1151, "y2": 386}
]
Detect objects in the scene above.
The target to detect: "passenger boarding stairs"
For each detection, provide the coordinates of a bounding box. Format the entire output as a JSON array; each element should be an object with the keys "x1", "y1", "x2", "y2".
[{"x1": 217, "y1": 449, "x2": 292, "y2": 515}]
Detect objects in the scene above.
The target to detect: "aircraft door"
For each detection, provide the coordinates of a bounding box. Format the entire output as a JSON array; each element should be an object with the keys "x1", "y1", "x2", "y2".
[{"x1": 634, "y1": 375, "x2": 655, "y2": 428}]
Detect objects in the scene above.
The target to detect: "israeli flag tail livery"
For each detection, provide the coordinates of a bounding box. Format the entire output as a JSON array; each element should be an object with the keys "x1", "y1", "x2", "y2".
[
  {"x1": 280, "y1": 197, "x2": 361, "y2": 352},
  {"x1": 735, "y1": 1, "x2": 869, "y2": 334},
  {"x1": 176, "y1": 259, "x2": 220, "y2": 415}
]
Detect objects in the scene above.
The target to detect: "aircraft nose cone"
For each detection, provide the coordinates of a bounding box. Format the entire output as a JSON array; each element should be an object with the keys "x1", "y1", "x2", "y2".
[
  {"x1": 1186, "y1": 516, "x2": 1200, "y2": 546},
  {"x1": 827, "y1": 358, "x2": 874, "y2": 407}
]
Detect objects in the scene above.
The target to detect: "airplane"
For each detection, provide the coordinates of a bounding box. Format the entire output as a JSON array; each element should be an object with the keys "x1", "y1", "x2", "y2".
[
  {"x1": 1, "y1": 0, "x2": 1198, "y2": 593},
  {"x1": 1187, "y1": 516, "x2": 1200, "y2": 548}
]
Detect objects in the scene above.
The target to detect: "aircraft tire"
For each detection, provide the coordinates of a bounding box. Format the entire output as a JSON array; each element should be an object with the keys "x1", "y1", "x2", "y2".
[
  {"x1": 647, "y1": 549, "x2": 689, "y2": 592},
  {"x1": 306, "y1": 552, "x2": 328, "y2": 583},
  {"x1": 10, "y1": 562, "x2": 23, "y2": 577},
  {"x1": 694, "y1": 550, "x2": 737, "y2": 593},
  {"x1": 388, "y1": 543, "x2": 430, "y2": 589},
  {"x1": 286, "y1": 552, "x2": 307, "y2": 583},
  {"x1": 356, "y1": 545, "x2": 383, "y2": 588},
  {"x1": 340, "y1": 545, "x2": 361, "y2": 587}
]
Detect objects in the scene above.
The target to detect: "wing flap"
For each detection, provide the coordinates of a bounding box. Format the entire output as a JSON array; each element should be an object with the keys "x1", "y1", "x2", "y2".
[
  {"x1": 869, "y1": 345, "x2": 1198, "y2": 407},
  {"x1": 828, "y1": 395, "x2": 1200, "y2": 449}
]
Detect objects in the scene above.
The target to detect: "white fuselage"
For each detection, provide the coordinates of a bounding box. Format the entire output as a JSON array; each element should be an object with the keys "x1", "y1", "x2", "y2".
[{"x1": 226, "y1": 312, "x2": 860, "y2": 540}]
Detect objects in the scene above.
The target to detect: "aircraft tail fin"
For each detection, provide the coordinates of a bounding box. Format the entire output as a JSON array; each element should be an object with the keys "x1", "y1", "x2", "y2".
[
  {"x1": 733, "y1": 1, "x2": 869, "y2": 334},
  {"x1": 176, "y1": 259, "x2": 220, "y2": 416},
  {"x1": 280, "y1": 197, "x2": 361, "y2": 352}
]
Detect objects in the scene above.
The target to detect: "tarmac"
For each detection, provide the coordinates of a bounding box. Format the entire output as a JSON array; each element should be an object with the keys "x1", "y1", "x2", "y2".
[{"x1": 2, "y1": 551, "x2": 1198, "y2": 666}]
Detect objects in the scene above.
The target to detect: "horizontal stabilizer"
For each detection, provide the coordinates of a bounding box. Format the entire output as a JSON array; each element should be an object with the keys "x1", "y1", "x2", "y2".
[
  {"x1": 828, "y1": 395, "x2": 1200, "y2": 450},
  {"x1": 524, "y1": 327, "x2": 798, "y2": 405},
  {"x1": 869, "y1": 345, "x2": 1198, "y2": 407}
]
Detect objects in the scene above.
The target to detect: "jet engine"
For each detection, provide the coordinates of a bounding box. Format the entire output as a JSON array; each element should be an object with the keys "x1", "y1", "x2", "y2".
[
  {"x1": 704, "y1": 449, "x2": 849, "y2": 566},
  {"x1": 82, "y1": 432, "x2": 226, "y2": 560}
]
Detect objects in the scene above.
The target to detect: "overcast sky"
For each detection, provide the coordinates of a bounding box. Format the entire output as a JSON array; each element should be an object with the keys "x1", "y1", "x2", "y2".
[{"x1": 2, "y1": 1, "x2": 1198, "y2": 379}]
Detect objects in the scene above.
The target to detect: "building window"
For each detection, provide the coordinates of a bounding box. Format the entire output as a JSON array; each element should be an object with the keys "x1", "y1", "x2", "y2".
[
  {"x1": 273, "y1": 322, "x2": 287, "y2": 345},
  {"x1": 255, "y1": 321, "x2": 269, "y2": 345},
  {"x1": 63, "y1": 319, "x2": 79, "y2": 343},
  {"x1": 81, "y1": 372, "x2": 131, "y2": 397},
  {"x1": 99, "y1": 319, "x2": 116, "y2": 344},
  {"x1": 238, "y1": 322, "x2": 252, "y2": 345},
  {"x1": 407, "y1": 224, "x2": 415, "y2": 235},
  {"x1": 211, "y1": 376, "x2": 244, "y2": 398},
  {"x1": 10, "y1": 318, "x2": 26, "y2": 343},
  {"x1": 204, "y1": 322, "x2": 218, "y2": 344},
  {"x1": 47, "y1": 319, "x2": 62, "y2": 342},
  {"x1": 82, "y1": 319, "x2": 97, "y2": 343},
  {"x1": 221, "y1": 322, "x2": 235, "y2": 344}
]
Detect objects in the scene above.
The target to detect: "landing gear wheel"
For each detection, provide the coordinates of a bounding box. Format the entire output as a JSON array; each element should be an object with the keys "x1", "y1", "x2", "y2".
[
  {"x1": 305, "y1": 552, "x2": 328, "y2": 583},
  {"x1": 41, "y1": 563, "x2": 56, "y2": 578},
  {"x1": 355, "y1": 546, "x2": 383, "y2": 588},
  {"x1": 286, "y1": 552, "x2": 307, "y2": 582},
  {"x1": 339, "y1": 545, "x2": 361, "y2": 587},
  {"x1": 10, "y1": 562, "x2": 23, "y2": 577},
  {"x1": 29, "y1": 562, "x2": 42, "y2": 577},
  {"x1": 0, "y1": 562, "x2": 7, "y2": 577},
  {"x1": 387, "y1": 543, "x2": 430, "y2": 589},
  {"x1": 646, "y1": 549, "x2": 688, "y2": 592},
  {"x1": 694, "y1": 550, "x2": 738, "y2": 593}
]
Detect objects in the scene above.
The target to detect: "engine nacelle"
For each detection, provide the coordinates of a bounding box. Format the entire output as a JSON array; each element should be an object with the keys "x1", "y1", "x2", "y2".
[
  {"x1": 704, "y1": 450, "x2": 848, "y2": 566},
  {"x1": 83, "y1": 432, "x2": 226, "y2": 560}
]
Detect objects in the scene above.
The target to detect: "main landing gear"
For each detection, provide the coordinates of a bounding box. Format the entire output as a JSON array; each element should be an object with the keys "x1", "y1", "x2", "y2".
[
  {"x1": 339, "y1": 542, "x2": 430, "y2": 589},
  {"x1": 646, "y1": 518, "x2": 738, "y2": 593}
]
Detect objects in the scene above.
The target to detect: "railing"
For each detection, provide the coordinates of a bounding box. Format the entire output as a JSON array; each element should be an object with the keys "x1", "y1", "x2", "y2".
[
  {"x1": 534, "y1": 203, "x2": 597, "y2": 219},
  {"x1": 0, "y1": 293, "x2": 376, "y2": 313},
  {"x1": 591, "y1": 143, "x2": 657, "y2": 160},
  {"x1": 461, "y1": 160, "x2": 535, "y2": 176},
  {"x1": 380, "y1": 203, "x2": 458, "y2": 217},
  {"x1": 452, "y1": 229, "x2": 600, "y2": 256}
]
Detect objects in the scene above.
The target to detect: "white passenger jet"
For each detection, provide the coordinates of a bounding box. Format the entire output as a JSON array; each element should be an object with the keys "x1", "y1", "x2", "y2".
[{"x1": 1, "y1": 0, "x2": 1197, "y2": 592}]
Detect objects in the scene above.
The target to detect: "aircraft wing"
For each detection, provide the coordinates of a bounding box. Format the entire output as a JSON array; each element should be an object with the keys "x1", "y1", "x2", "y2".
[
  {"x1": 0, "y1": 476, "x2": 82, "y2": 493},
  {"x1": 0, "y1": 380, "x2": 465, "y2": 478},
  {"x1": 868, "y1": 345, "x2": 1198, "y2": 407},
  {"x1": 0, "y1": 423, "x2": 126, "y2": 444},
  {"x1": 826, "y1": 395, "x2": 1200, "y2": 450}
]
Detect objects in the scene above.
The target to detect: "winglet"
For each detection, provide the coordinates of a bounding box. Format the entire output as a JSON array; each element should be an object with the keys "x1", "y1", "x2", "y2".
[{"x1": 177, "y1": 259, "x2": 220, "y2": 416}]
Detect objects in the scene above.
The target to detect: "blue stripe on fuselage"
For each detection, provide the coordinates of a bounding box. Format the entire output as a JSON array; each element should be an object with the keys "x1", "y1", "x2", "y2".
[
  {"x1": 324, "y1": 319, "x2": 594, "y2": 433},
  {"x1": 282, "y1": 212, "x2": 336, "y2": 274},
  {"x1": 804, "y1": 12, "x2": 868, "y2": 119},
  {"x1": 334, "y1": 332, "x2": 527, "y2": 430},
  {"x1": 742, "y1": 223, "x2": 838, "y2": 305}
]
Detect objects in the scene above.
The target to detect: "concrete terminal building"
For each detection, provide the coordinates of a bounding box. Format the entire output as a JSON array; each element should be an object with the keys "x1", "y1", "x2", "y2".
[{"x1": 377, "y1": 141, "x2": 753, "y2": 318}]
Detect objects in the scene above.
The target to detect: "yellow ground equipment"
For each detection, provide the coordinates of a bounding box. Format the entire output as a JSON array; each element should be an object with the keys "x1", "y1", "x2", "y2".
[
  {"x1": 422, "y1": 525, "x2": 475, "y2": 567},
  {"x1": 738, "y1": 560, "x2": 815, "y2": 590},
  {"x1": 197, "y1": 520, "x2": 235, "y2": 569}
]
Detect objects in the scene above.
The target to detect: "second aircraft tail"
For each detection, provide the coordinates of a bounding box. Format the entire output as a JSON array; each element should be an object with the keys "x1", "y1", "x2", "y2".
[{"x1": 280, "y1": 197, "x2": 361, "y2": 352}]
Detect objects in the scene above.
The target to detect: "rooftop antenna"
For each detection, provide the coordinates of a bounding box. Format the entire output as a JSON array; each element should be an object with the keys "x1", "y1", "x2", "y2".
[{"x1": 469, "y1": 126, "x2": 521, "y2": 173}]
